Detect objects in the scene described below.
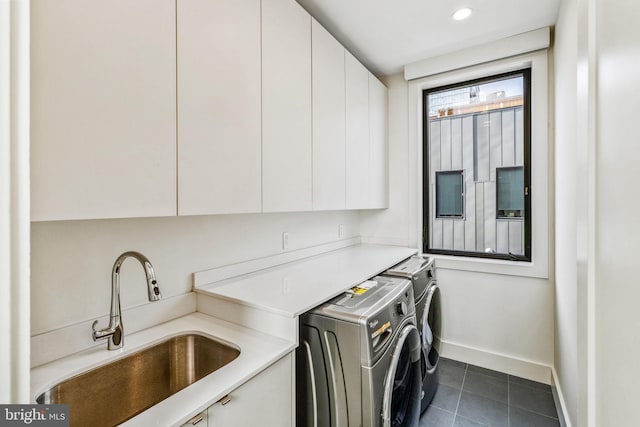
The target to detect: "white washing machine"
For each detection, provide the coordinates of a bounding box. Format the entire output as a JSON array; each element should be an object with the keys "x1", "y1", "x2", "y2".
[
  {"x1": 297, "y1": 275, "x2": 422, "y2": 427},
  {"x1": 383, "y1": 255, "x2": 441, "y2": 414}
]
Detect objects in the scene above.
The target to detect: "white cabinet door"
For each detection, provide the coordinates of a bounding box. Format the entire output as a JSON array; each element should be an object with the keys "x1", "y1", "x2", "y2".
[
  {"x1": 177, "y1": 0, "x2": 262, "y2": 216},
  {"x1": 345, "y1": 52, "x2": 370, "y2": 209},
  {"x1": 312, "y1": 19, "x2": 346, "y2": 211},
  {"x1": 31, "y1": 0, "x2": 176, "y2": 221},
  {"x1": 208, "y1": 354, "x2": 293, "y2": 427},
  {"x1": 262, "y1": 0, "x2": 313, "y2": 213},
  {"x1": 368, "y1": 74, "x2": 389, "y2": 209}
]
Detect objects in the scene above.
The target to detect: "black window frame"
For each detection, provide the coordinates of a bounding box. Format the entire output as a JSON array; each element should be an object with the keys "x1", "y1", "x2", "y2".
[
  {"x1": 422, "y1": 69, "x2": 532, "y2": 261},
  {"x1": 435, "y1": 170, "x2": 464, "y2": 219},
  {"x1": 496, "y1": 166, "x2": 525, "y2": 219}
]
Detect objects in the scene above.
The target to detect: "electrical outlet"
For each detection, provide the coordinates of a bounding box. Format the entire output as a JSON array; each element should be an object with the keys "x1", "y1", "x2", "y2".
[
  {"x1": 282, "y1": 232, "x2": 289, "y2": 250},
  {"x1": 338, "y1": 224, "x2": 344, "y2": 238}
]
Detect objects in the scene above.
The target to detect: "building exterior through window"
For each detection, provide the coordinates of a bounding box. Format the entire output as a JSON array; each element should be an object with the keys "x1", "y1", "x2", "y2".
[{"x1": 423, "y1": 70, "x2": 531, "y2": 260}]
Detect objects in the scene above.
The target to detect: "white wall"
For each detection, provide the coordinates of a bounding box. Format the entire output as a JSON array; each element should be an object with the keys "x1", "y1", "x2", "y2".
[
  {"x1": 436, "y1": 269, "x2": 553, "y2": 375},
  {"x1": 554, "y1": 1, "x2": 640, "y2": 424},
  {"x1": 31, "y1": 211, "x2": 360, "y2": 336},
  {"x1": 361, "y1": 72, "x2": 554, "y2": 381},
  {"x1": 594, "y1": 0, "x2": 640, "y2": 424},
  {"x1": 553, "y1": 0, "x2": 579, "y2": 424},
  {"x1": 548, "y1": 1, "x2": 640, "y2": 424}
]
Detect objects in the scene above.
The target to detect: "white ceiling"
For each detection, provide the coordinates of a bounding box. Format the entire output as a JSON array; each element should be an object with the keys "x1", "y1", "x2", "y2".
[{"x1": 296, "y1": 0, "x2": 560, "y2": 76}]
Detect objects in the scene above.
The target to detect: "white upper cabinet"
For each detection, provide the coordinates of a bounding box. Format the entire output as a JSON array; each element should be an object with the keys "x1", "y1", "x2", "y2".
[
  {"x1": 345, "y1": 52, "x2": 370, "y2": 209},
  {"x1": 312, "y1": 19, "x2": 346, "y2": 211},
  {"x1": 31, "y1": 0, "x2": 177, "y2": 221},
  {"x1": 177, "y1": 0, "x2": 262, "y2": 216},
  {"x1": 368, "y1": 74, "x2": 389, "y2": 209},
  {"x1": 30, "y1": 0, "x2": 386, "y2": 220},
  {"x1": 262, "y1": 0, "x2": 313, "y2": 213}
]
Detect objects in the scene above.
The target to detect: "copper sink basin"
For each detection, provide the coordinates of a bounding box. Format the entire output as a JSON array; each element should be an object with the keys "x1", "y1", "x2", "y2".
[{"x1": 36, "y1": 333, "x2": 240, "y2": 427}]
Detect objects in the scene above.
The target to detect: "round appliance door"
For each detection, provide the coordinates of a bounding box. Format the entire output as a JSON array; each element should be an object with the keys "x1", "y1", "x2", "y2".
[
  {"x1": 421, "y1": 283, "x2": 441, "y2": 373},
  {"x1": 381, "y1": 324, "x2": 422, "y2": 427}
]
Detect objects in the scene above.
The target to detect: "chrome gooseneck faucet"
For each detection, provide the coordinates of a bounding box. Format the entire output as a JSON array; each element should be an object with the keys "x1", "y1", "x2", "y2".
[{"x1": 92, "y1": 251, "x2": 162, "y2": 350}]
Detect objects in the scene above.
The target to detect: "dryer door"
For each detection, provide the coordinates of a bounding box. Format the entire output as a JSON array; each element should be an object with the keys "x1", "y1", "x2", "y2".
[
  {"x1": 381, "y1": 324, "x2": 422, "y2": 427},
  {"x1": 421, "y1": 283, "x2": 441, "y2": 372}
]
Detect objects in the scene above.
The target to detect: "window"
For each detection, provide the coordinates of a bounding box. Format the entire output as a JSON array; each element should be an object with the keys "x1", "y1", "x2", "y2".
[
  {"x1": 436, "y1": 171, "x2": 464, "y2": 218},
  {"x1": 423, "y1": 70, "x2": 531, "y2": 260},
  {"x1": 497, "y1": 167, "x2": 524, "y2": 218}
]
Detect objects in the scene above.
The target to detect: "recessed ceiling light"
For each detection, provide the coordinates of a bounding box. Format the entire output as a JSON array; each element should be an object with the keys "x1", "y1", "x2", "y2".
[{"x1": 452, "y1": 7, "x2": 473, "y2": 21}]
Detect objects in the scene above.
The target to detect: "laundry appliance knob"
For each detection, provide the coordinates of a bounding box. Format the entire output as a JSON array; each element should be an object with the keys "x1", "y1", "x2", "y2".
[{"x1": 396, "y1": 301, "x2": 408, "y2": 316}]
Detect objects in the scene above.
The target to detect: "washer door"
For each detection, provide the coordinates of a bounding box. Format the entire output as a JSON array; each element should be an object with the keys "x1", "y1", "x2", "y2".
[{"x1": 381, "y1": 324, "x2": 422, "y2": 427}]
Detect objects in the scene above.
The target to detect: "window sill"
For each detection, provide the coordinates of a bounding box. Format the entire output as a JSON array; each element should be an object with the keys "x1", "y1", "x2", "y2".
[{"x1": 426, "y1": 252, "x2": 548, "y2": 279}]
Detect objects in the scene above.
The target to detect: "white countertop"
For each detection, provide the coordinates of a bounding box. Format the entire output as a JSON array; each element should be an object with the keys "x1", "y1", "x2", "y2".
[
  {"x1": 196, "y1": 244, "x2": 418, "y2": 317},
  {"x1": 31, "y1": 313, "x2": 295, "y2": 427}
]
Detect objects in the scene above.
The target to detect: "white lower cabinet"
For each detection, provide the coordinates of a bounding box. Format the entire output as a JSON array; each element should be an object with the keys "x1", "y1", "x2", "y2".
[
  {"x1": 182, "y1": 353, "x2": 293, "y2": 427},
  {"x1": 209, "y1": 354, "x2": 293, "y2": 426}
]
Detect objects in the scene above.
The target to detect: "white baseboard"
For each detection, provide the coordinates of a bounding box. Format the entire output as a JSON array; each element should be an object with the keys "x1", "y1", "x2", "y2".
[
  {"x1": 439, "y1": 339, "x2": 553, "y2": 384},
  {"x1": 551, "y1": 366, "x2": 573, "y2": 427}
]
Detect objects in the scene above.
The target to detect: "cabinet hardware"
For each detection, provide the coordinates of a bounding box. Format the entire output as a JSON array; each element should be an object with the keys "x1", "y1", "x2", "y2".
[
  {"x1": 219, "y1": 395, "x2": 232, "y2": 406},
  {"x1": 187, "y1": 413, "x2": 204, "y2": 425}
]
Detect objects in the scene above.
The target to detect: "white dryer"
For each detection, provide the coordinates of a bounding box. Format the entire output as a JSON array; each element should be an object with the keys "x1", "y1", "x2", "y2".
[{"x1": 297, "y1": 276, "x2": 422, "y2": 427}]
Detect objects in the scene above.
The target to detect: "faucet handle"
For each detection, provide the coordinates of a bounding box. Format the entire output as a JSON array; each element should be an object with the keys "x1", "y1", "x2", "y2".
[
  {"x1": 91, "y1": 319, "x2": 123, "y2": 349},
  {"x1": 91, "y1": 320, "x2": 109, "y2": 341},
  {"x1": 92, "y1": 320, "x2": 111, "y2": 341}
]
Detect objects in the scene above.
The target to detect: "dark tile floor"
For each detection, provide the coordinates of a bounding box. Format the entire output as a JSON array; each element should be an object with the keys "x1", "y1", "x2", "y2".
[{"x1": 419, "y1": 358, "x2": 561, "y2": 427}]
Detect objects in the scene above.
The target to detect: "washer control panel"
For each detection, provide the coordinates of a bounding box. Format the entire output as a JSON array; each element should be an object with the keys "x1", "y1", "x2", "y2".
[
  {"x1": 364, "y1": 276, "x2": 415, "y2": 362},
  {"x1": 383, "y1": 255, "x2": 436, "y2": 301}
]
